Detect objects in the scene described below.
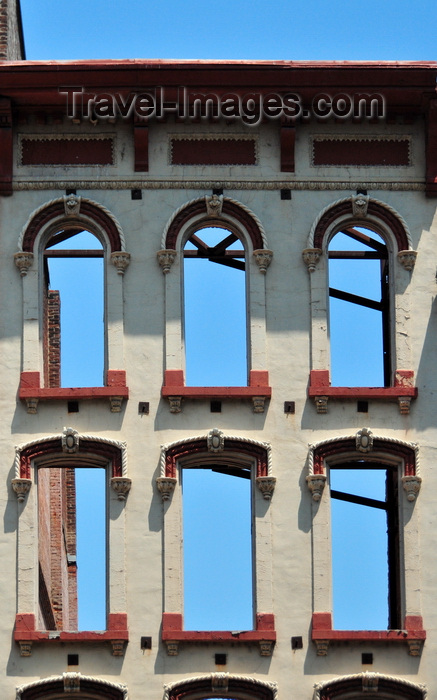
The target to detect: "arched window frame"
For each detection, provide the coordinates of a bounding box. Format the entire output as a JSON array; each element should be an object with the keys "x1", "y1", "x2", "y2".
[
  {"x1": 12, "y1": 428, "x2": 131, "y2": 657},
  {"x1": 16, "y1": 673, "x2": 128, "y2": 700},
  {"x1": 306, "y1": 429, "x2": 425, "y2": 657},
  {"x1": 14, "y1": 195, "x2": 130, "y2": 413},
  {"x1": 164, "y1": 673, "x2": 278, "y2": 700},
  {"x1": 158, "y1": 195, "x2": 272, "y2": 413},
  {"x1": 156, "y1": 429, "x2": 276, "y2": 656},
  {"x1": 313, "y1": 672, "x2": 426, "y2": 700},
  {"x1": 303, "y1": 195, "x2": 418, "y2": 414}
]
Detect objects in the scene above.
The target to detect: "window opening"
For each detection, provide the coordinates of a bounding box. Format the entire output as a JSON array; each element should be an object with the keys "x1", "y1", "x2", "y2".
[
  {"x1": 38, "y1": 466, "x2": 106, "y2": 632},
  {"x1": 183, "y1": 227, "x2": 246, "y2": 386},
  {"x1": 44, "y1": 230, "x2": 104, "y2": 388},
  {"x1": 330, "y1": 464, "x2": 400, "y2": 630},
  {"x1": 328, "y1": 228, "x2": 389, "y2": 387},
  {"x1": 182, "y1": 465, "x2": 253, "y2": 630}
]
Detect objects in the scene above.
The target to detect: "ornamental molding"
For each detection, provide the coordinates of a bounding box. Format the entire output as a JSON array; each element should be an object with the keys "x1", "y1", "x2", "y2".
[
  {"x1": 14, "y1": 251, "x2": 34, "y2": 276},
  {"x1": 161, "y1": 195, "x2": 268, "y2": 249},
  {"x1": 163, "y1": 674, "x2": 278, "y2": 700},
  {"x1": 355, "y1": 427, "x2": 373, "y2": 453},
  {"x1": 397, "y1": 249, "x2": 418, "y2": 271},
  {"x1": 302, "y1": 247, "x2": 322, "y2": 272},
  {"x1": 12, "y1": 179, "x2": 426, "y2": 192},
  {"x1": 207, "y1": 427, "x2": 225, "y2": 452},
  {"x1": 64, "y1": 193, "x2": 81, "y2": 216},
  {"x1": 62, "y1": 427, "x2": 79, "y2": 453},
  {"x1": 310, "y1": 134, "x2": 413, "y2": 168},
  {"x1": 205, "y1": 193, "x2": 224, "y2": 217},
  {"x1": 351, "y1": 192, "x2": 369, "y2": 217},
  {"x1": 253, "y1": 249, "x2": 273, "y2": 273},
  {"x1": 111, "y1": 251, "x2": 131, "y2": 274},
  {"x1": 17, "y1": 195, "x2": 127, "y2": 252},
  {"x1": 157, "y1": 249, "x2": 177, "y2": 273},
  {"x1": 313, "y1": 672, "x2": 426, "y2": 700},
  {"x1": 17, "y1": 133, "x2": 116, "y2": 167},
  {"x1": 14, "y1": 430, "x2": 128, "y2": 479},
  {"x1": 307, "y1": 195, "x2": 413, "y2": 249},
  {"x1": 168, "y1": 132, "x2": 259, "y2": 166},
  {"x1": 16, "y1": 673, "x2": 129, "y2": 700}
]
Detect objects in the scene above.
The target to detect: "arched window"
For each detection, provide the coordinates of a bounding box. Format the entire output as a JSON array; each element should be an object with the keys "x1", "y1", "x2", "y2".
[
  {"x1": 158, "y1": 430, "x2": 276, "y2": 655},
  {"x1": 43, "y1": 227, "x2": 104, "y2": 387},
  {"x1": 159, "y1": 196, "x2": 272, "y2": 411},
  {"x1": 13, "y1": 429, "x2": 130, "y2": 656},
  {"x1": 313, "y1": 673, "x2": 426, "y2": 699},
  {"x1": 164, "y1": 674, "x2": 277, "y2": 700},
  {"x1": 17, "y1": 673, "x2": 127, "y2": 700},
  {"x1": 183, "y1": 225, "x2": 246, "y2": 386},
  {"x1": 15, "y1": 195, "x2": 129, "y2": 411},
  {"x1": 308, "y1": 430, "x2": 425, "y2": 656},
  {"x1": 305, "y1": 196, "x2": 417, "y2": 412}
]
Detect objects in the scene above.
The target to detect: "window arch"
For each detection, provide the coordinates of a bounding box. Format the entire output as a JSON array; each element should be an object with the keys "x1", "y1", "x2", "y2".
[
  {"x1": 159, "y1": 195, "x2": 272, "y2": 411},
  {"x1": 164, "y1": 674, "x2": 277, "y2": 700},
  {"x1": 157, "y1": 430, "x2": 276, "y2": 655},
  {"x1": 16, "y1": 673, "x2": 127, "y2": 700},
  {"x1": 304, "y1": 195, "x2": 417, "y2": 413},
  {"x1": 313, "y1": 672, "x2": 426, "y2": 700},
  {"x1": 15, "y1": 195, "x2": 130, "y2": 411},
  {"x1": 12, "y1": 429, "x2": 130, "y2": 656},
  {"x1": 307, "y1": 430, "x2": 425, "y2": 656}
]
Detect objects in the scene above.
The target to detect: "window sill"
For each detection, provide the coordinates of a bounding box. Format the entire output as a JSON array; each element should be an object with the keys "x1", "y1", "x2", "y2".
[
  {"x1": 311, "y1": 613, "x2": 426, "y2": 657},
  {"x1": 161, "y1": 370, "x2": 272, "y2": 413},
  {"x1": 162, "y1": 612, "x2": 276, "y2": 656},
  {"x1": 308, "y1": 370, "x2": 417, "y2": 414},
  {"x1": 14, "y1": 613, "x2": 129, "y2": 657},
  {"x1": 19, "y1": 371, "x2": 129, "y2": 413}
]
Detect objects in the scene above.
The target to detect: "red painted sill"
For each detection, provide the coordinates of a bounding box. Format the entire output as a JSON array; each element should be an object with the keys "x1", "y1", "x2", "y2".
[
  {"x1": 161, "y1": 369, "x2": 272, "y2": 400},
  {"x1": 308, "y1": 370, "x2": 418, "y2": 400},
  {"x1": 19, "y1": 371, "x2": 129, "y2": 402},
  {"x1": 14, "y1": 613, "x2": 129, "y2": 644},
  {"x1": 162, "y1": 612, "x2": 276, "y2": 643},
  {"x1": 312, "y1": 613, "x2": 426, "y2": 644}
]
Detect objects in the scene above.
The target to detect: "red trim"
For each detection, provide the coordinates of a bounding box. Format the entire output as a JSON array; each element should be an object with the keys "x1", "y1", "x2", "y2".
[
  {"x1": 162, "y1": 369, "x2": 271, "y2": 401},
  {"x1": 14, "y1": 612, "x2": 129, "y2": 643},
  {"x1": 134, "y1": 121, "x2": 149, "y2": 172},
  {"x1": 312, "y1": 201, "x2": 410, "y2": 251},
  {"x1": 19, "y1": 370, "x2": 129, "y2": 403},
  {"x1": 313, "y1": 138, "x2": 410, "y2": 167},
  {"x1": 162, "y1": 612, "x2": 276, "y2": 643},
  {"x1": 308, "y1": 369, "x2": 417, "y2": 400},
  {"x1": 164, "y1": 200, "x2": 265, "y2": 251},
  {"x1": 311, "y1": 612, "x2": 426, "y2": 643},
  {"x1": 280, "y1": 124, "x2": 295, "y2": 172}
]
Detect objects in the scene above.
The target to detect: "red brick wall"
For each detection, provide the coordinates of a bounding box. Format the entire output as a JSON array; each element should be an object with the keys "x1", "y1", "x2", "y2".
[{"x1": 44, "y1": 290, "x2": 61, "y2": 388}]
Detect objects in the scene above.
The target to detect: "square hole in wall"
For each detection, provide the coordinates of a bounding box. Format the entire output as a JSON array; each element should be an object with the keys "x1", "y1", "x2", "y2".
[{"x1": 68, "y1": 401, "x2": 79, "y2": 413}]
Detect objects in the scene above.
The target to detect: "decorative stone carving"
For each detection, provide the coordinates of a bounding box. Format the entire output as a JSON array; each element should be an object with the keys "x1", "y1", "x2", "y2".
[
  {"x1": 306, "y1": 474, "x2": 326, "y2": 502},
  {"x1": 157, "y1": 249, "x2": 177, "y2": 274},
  {"x1": 402, "y1": 475, "x2": 422, "y2": 501},
  {"x1": 207, "y1": 428, "x2": 225, "y2": 453},
  {"x1": 398, "y1": 396, "x2": 411, "y2": 415},
  {"x1": 18, "y1": 641, "x2": 32, "y2": 657},
  {"x1": 156, "y1": 476, "x2": 177, "y2": 501},
  {"x1": 62, "y1": 427, "x2": 79, "y2": 453},
  {"x1": 397, "y1": 249, "x2": 417, "y2": 271},
  {"x1": 351, "y1": 193, "x2": 369, "y2": 218},
  {"x1": 168, "y1": 396, "x2": 182, "y2": 413},
  {"x1": 315, "y1": 639, "x2": 329, "y2": 656},
  {"x1": 12, "y1": 478, "x2": 32, "y2": 502},
  {"x1": 362, "y1": 673, "x2": 378, "y2": 692},
  {"x1": 302, "y1": 248, "x2": 322, "y2": 272},
  {"x1": 63, "y1": 193, "x2": 81, "y2": 216},
  {"x1": 259, "y1": 641, "x2": 274, "y2": 656},
  {"x1": 314, "y1": 396, "x2": 328, "y2": 414},
  {"x1": 111, "y1": 477, "x2": 132, "y2": 500},
  {"x1": 256, "y1": 476, "x2": 276, "y2": 500},
  {"x1": 110, "y1": 396, "x2": 124, "y2": 413},
  {"x1": 111, "y1": 251, "x2": 131, "y2": 275},
  {"x1": 63, "y1": 673, "x2": 81, "y2": 693},
  {"x1": 25, "y1": 398, "x2": 39, "y2": 414},
  {"x1": 14, "y1": 251, "x2": 34, "y2": 276},
  {"x1": 211, "y1": 673, "x2": 228, "y2": 693},
  {"x1": 408, "y1": 639, "x2": 423, "y2": 656},
  {"x1": 111, "y1": 640, "x2": 126, "y2": 656},
  {"x1": 252, "y1": 396, "x2": 266, "y2": 413},
  {"x1": 166, "y1": 641, "x2": 179, "y2": 656},
  {"x1": 205, "y1": 193, "x2": 223, "y2": 217},
  {"x1": 253, "y1": 249, "x2": 273, "y2": 274},
  {"x1": 355, "y1": 427, "x2": 373, "y2": 453}
]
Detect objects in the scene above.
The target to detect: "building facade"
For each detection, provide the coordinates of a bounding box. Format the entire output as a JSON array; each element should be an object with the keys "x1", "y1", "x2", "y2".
[{"x1": 1, "y1": 7, "x2": 437, "y2": 699}]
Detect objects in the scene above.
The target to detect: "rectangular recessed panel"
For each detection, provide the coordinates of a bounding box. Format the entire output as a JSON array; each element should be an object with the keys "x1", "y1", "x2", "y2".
[
  {"x1": 21, "y1": 137, "x2": 114, "y2": 165},
  {"x1": 313, "y1": 138, "x2": 410, "y2": 166},
  {"x1": 171, "y1": 137, "x2": 256, "y2": 165}
]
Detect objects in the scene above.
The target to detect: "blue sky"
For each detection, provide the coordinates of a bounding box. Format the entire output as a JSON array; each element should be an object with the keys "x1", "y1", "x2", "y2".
[{"x1": 23, "y1": 1, "x2": 430, "y2": 632}]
